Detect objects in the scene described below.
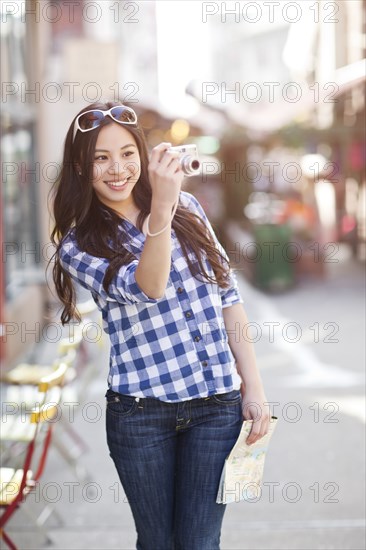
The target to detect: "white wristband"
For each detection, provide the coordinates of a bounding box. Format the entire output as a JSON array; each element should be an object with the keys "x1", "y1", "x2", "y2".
[{"x1": 145, "y1": 201, "x2": 178, "y2": 237}]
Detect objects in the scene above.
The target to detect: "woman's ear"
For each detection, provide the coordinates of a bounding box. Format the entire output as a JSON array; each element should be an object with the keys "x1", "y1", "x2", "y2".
[{"x1": 75, "y1": 163, "x2": 82, "y2": 176}]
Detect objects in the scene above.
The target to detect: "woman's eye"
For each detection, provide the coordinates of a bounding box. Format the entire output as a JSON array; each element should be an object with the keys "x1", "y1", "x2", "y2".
[{"x1": 94, "y1": 152, "x2": 134, "y2": 160}]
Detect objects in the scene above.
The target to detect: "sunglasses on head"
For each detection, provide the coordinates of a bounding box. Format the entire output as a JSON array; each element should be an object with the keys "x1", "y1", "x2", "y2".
[{"x1": 72, "y1": 105, "x2": 137, "y2": 142}]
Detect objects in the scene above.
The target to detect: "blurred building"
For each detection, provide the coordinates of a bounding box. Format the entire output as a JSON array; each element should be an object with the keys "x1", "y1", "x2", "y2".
[
  {"x1": 192, "y1": 6, "x2": 296, "y2": 221},
  {"x1": 209, "y1": 11, "x2": 292, "y2": 132}
]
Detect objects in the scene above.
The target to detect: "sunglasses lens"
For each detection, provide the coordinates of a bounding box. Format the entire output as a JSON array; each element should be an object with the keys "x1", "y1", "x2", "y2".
[
  {"x1": 78, "y1": 111, "x2": 104, "y2": 131},
  {"x1": 111, "y1": 106, "x2": 137, "y2": 124},
  {"x1": 74, "y1": 106, "x2": 137, "y2": 140}
]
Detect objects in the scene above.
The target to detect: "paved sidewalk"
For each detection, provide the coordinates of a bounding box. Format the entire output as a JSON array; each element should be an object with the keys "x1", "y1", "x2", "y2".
[{"x1": 4, "y1": 243, "x2": 366, "y2": 549}]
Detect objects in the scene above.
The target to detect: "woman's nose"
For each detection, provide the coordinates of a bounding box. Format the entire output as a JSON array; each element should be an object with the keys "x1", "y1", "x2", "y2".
[
  {"x1": 107, "y1": 161, "x2": 128, "y2": 175},
  {"x1": 108, "y1": 161, "x2": 139, "y2": 176}
]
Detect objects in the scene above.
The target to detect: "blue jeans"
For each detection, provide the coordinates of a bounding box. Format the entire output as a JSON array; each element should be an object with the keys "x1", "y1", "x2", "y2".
[{"x1": 105, "y1": 388, "x2": 243, "y2": 550}]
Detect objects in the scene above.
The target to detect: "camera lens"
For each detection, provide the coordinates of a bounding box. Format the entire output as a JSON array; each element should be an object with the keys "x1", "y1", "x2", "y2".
[{"x1": 180, "y1": 156, "x2": 200, "y2": 176}]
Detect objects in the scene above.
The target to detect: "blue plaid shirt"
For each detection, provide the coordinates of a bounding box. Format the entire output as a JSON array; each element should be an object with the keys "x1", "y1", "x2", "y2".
[{"x1": 59, "y1": 191, "x2": 243, "y2": 402}]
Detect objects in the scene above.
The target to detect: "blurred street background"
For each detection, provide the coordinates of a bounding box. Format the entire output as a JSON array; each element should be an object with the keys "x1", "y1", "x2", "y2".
[{"x1": 1, "y1": 1, "x2": 365, "y2": 549}]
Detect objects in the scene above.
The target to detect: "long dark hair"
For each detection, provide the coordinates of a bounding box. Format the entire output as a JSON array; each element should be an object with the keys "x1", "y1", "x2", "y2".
[{"x1": 50, "y1": 100, "x2": 231, "y2": 324}]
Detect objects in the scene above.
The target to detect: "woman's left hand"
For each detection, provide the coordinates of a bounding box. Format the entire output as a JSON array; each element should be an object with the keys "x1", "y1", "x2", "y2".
[{"x1": 240, "y1": 385, "x2": 271, "y2": 445}]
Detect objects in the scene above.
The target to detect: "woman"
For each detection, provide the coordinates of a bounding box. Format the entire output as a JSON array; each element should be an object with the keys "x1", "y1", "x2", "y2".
[{"x1": 50, "y1": 100, "x2": 270, "y2": 550}]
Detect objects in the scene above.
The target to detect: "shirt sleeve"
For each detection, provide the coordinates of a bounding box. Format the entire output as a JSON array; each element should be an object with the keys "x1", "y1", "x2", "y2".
[
  {"x1": 180, "y1": 191, "x2": 244, "y2": 309},
  {"x1": 59, "y1": 234, "x2": 159, "y2": 306}
]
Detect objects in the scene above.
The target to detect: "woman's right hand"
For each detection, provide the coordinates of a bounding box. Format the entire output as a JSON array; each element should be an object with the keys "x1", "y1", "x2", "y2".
[{"x1": 148, "y1": 142, "x2": 184, "y2": 209}]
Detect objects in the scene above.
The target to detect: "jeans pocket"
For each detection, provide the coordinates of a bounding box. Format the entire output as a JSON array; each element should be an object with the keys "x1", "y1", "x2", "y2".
[
  {"x1": 211, "y1": 389, "x2": 242, "y2": 405},
  {"x1": 105, "y1": 389, "x2": 138, "y2": 417}
]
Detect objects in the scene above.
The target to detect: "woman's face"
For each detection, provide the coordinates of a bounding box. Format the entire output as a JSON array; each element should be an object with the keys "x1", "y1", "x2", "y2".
[{"x1": 91, "y1": 122, "x2": 141, "y2": 214}]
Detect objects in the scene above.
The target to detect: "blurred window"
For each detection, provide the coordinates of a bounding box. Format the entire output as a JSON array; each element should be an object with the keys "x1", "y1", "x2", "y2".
[{"x1": 1, "y1": 7, "x2": 39, "y2": 300}]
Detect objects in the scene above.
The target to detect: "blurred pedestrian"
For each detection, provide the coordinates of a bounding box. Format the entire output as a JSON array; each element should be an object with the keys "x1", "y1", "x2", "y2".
[{"x1": 50, "y1": 100, "x2": 270, "y2": 550}]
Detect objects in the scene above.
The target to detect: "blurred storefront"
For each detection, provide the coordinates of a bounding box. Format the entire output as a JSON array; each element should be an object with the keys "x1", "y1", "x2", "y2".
[
  {"x1": 1, "y1": 0, "x2": 49, "y2": 364},
  {"x1": 328, "y1": 60, "x2": 365, "y2": 257},
  {"x1": 280, "y1": 0, "x2": 366, "y2": 261},
  {"x1": 218, "y1": 0, "x2": 365, "y2": 284}
]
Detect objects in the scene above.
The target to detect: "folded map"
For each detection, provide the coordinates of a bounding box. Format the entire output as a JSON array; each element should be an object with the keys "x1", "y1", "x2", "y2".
[{"x1": 216, "y1": 416, "x2": 278, "y2": 504}]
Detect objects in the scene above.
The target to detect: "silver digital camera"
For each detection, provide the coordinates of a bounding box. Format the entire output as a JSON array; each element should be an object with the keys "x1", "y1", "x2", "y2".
[{"x1": 167, "y1": 144, "x2": 200, "y2": 176}]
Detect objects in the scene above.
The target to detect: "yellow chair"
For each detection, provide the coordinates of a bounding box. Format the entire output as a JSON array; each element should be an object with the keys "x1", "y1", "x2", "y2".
[
  {"x1": 0, "y1": 350, "x2": 90, "y2": 483},
  {"x1": 2, "y1": 348, "x2": 76, "y2": 388},
  {"x1": 0, "y1": 360, "x2": 68, "y2": 550}
]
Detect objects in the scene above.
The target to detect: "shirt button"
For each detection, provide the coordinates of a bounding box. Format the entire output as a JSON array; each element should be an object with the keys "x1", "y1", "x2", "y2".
[
  {"x1": 185, "y1": 311, "x2": 192, "y2": 319},
  {"x1": 177, "y1": 287, "x2": 184, "y2": 294},
  {"x1": 202, "y1": 361, "x2": 208, "y2": 367},
  {"x1": 194, "y1": 336, "x2": 201, "y2": 342}
]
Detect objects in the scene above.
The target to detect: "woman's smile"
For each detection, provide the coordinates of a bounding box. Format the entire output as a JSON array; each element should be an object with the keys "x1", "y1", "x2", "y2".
[{"x1": 104, "y1": 177, "x2": 131, "y2": 190}]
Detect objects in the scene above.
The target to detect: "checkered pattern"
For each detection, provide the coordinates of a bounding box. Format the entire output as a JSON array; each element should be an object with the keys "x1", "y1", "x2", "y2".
[{"x1": 59, "y1": 191, "x2": 243, "y2": 402}]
